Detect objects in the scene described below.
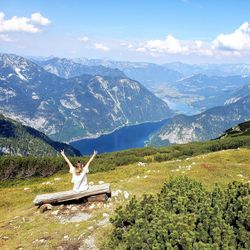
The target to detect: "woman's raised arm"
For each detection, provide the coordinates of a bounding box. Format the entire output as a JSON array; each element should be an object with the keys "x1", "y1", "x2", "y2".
[
  {"x1": 85, "y1": 150, "x2": 97, "y2": 168},
  {"x1": 60, "y1": 149, "x2": 73, "y2": 168}
]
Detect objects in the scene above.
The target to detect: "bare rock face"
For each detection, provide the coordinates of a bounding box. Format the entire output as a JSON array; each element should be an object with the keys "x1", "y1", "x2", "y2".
[{"x1": 40, "y1": 204, "x2": 53, "y2": 213}]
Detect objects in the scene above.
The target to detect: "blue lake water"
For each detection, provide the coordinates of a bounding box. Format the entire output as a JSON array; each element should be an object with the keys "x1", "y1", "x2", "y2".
[
  {"x1": 70, "y1": 119, "x2": 169, "y2": 155},
  {"x1": 163, "y1": 99, "x2": 200, "y2": 115}
]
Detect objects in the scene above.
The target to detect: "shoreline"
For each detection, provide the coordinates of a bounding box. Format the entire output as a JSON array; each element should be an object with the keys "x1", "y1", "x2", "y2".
[{"x1": 69, "y1": 118, "x2": 170, "y2": 144}]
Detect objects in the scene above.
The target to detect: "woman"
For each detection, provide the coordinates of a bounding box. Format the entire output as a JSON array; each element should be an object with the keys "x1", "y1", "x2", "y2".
[{"x1": 60, "y1": 149, "x2": 97, "y2": 192}]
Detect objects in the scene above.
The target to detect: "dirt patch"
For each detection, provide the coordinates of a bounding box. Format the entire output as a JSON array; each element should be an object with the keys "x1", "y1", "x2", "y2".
[
  {"x1": 55, "y1": 241, "x2": 81, "y2": 250},
  {"x1": 200, "y1": 163, "x2": 217, "y2": 172}
]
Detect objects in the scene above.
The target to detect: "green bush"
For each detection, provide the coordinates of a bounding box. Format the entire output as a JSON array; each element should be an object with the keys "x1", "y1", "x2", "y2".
[
  {"x1": 0, "y1": 135, "x2": 250, "y2": 180},
  {"x1": 109, "y1": 177, "x2": 250, "y2": 249}
]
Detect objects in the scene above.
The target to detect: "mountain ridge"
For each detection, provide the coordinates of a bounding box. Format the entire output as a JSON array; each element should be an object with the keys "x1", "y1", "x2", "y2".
[
  {"x1": 0, "y1": 114, "x2": 80, "y2": 156},
  {"x1": 148, "y1": 95, "x2": 250, "y2": 146}
]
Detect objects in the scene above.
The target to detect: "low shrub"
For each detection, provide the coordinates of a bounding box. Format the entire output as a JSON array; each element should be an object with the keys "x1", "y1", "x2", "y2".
[{"x1": 109, "y1": 177, "x2": 250, "y2": 249}]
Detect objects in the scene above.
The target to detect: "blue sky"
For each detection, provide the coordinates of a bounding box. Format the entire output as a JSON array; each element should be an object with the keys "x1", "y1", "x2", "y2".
[{"x1": 1, "y1": 0, "x2": 250, "y2": 63}]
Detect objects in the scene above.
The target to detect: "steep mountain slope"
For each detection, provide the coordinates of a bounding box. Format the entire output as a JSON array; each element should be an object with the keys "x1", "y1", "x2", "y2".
[
  {"x1": 0, "y1": 53, "x2": 172, "y2": 142},
  {"x1": 0, "y1": 115, "x2": 80, "y2": 156},
  {"x1": 218, "y1": 120, "x2": 250, "y2": 138},
  {"x1": 36, "y1": 57, "x2": 125, "y2": 79},
  {"x1": 148, "y1": 95, "x2": 250, "y2": 146},
  {"x1": 225, "y1": 82, "x2": 250, "y2": 105}
]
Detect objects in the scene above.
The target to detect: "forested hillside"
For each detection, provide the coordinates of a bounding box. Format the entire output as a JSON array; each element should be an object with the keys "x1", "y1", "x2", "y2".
[
  {"x1": 219, "y1": 120, "x2": 250, "y2": 138},
  {"x1": 0, "y1": 115, "x2": 80, "y2": 157}
]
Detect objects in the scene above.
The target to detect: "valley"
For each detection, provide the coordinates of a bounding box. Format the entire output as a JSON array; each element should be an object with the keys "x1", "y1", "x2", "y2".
[{"x1": 2, "y1": 52, "x2": 250, "y2": 152}]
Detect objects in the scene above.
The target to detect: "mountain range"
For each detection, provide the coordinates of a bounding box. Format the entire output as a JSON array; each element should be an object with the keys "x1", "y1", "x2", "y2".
[
  {"x1": 36, "y1": 57, "x2": 250, "y2": 115},
  {"x1": 35, "y1": 57, "x2": 126, "y2": 79},
  {"x1": 70, "y1": 57, "x2": 250, "y2": 77},
  {"x1": 164, "y1": 62, "x2": 250, "y2": 77},
  {"x1": 0, "y1": 53, "x2": 172, "y2": 142},
  {"x1": 2, "y1": 53, "x2": 250, "y2": 150}
]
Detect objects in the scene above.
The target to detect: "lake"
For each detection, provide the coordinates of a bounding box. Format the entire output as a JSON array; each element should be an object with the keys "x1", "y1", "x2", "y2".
[{"x1": 70, "y1": 119, "x2": 169, "y2": 155}]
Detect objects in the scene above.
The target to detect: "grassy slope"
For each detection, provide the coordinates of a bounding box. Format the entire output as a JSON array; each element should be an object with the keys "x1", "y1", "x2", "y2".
[{"x1": 0, "y1": 148, "x2": 249, "y2": 249}]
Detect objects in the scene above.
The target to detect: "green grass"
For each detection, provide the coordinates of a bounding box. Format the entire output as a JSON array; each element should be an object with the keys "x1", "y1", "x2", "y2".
[{"x1": 0, "y1": 148, "x2": 249, "y2": 249}]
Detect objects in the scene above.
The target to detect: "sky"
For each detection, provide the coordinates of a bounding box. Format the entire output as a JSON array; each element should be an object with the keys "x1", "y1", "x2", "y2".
[{"x1": 1, "y1": 0, "x2": 250, "y2": 64}]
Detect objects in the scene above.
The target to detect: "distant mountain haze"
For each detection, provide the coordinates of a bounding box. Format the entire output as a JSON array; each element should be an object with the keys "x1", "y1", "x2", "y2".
[{"x1": 35, "y1": 57, "x2": 126, "y2": 79}]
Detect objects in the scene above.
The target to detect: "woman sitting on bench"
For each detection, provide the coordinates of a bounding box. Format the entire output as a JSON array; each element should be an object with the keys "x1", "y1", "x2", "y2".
[{"x1": 60, "y1": 149, "x2": 97, "y2": 192}]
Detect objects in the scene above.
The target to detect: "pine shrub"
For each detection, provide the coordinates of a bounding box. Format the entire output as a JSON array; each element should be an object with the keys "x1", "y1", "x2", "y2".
[{"x1": 110, "y1": 177, "x2": 250, "y2": 249}]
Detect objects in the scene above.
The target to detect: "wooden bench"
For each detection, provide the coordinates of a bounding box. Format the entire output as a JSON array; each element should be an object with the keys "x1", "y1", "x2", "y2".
[{"x1": 33, "y1": 183, "x2": 111, "y2": 206}]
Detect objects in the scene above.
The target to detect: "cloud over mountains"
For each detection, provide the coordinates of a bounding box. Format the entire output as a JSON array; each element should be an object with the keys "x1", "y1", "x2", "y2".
[
  {"x1": 213, "y1": 22, "x2": 250, "y2": 51},
  {"x1": 135, "y1": 22, "x2": 250, "y2": 58},
  {"x1": 0, "y1": 12, "x2": 50, "y2": 33}
]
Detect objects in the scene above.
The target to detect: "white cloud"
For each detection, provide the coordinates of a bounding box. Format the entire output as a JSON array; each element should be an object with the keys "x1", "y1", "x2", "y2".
[
  {"x1": 135, "y1": 22, "x2": 250, "y2": 58},
  {"x1": 213, "y1": 22, "x2": 250, "y2": 51},
  {"x1": 0, "y1": 12, "x2": 51, "y2": 33},
  {"x1": 144, "y1": 35, "x2": 188, "y2": 54},
  {"x1": 136, "y1": 47, "x2": 146, "y2": 52},
  {"x1": 121, "y1": 42, "x2": 133, "y2": 49},
  {"x1": 31, "y1": 12, "x2": 51, "y2": 26},
  {"x1": 137, "y1": 35, "x2": 210, "y2": 56},
  {"x1": 94, "y1": 43, "x2": 109, "y2": 51},
  {"x1": 78, "y1": 36, "x2": 89, "y2": 43},
  {"x1": 0, "y1": 34, "x2": 12, "y2": 42}
]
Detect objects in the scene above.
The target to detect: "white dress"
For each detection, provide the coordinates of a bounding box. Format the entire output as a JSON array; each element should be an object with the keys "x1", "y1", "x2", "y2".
[{"x1": 69, "y1": 164, "x2": 89, "y2": 192}]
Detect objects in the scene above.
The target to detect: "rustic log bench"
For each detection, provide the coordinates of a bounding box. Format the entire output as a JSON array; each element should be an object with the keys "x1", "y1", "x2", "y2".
[{"x1": 33, "y1": 183, "x2": 111, "y2": 206}]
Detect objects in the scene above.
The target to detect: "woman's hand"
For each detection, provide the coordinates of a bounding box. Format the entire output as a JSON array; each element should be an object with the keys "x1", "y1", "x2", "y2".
[
  {"x1": 60, "y1": 149, "x2": 65, "y2": 156},
  {"x1": 93, "y1": 150, "x2": 98, "y2": 156}
]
